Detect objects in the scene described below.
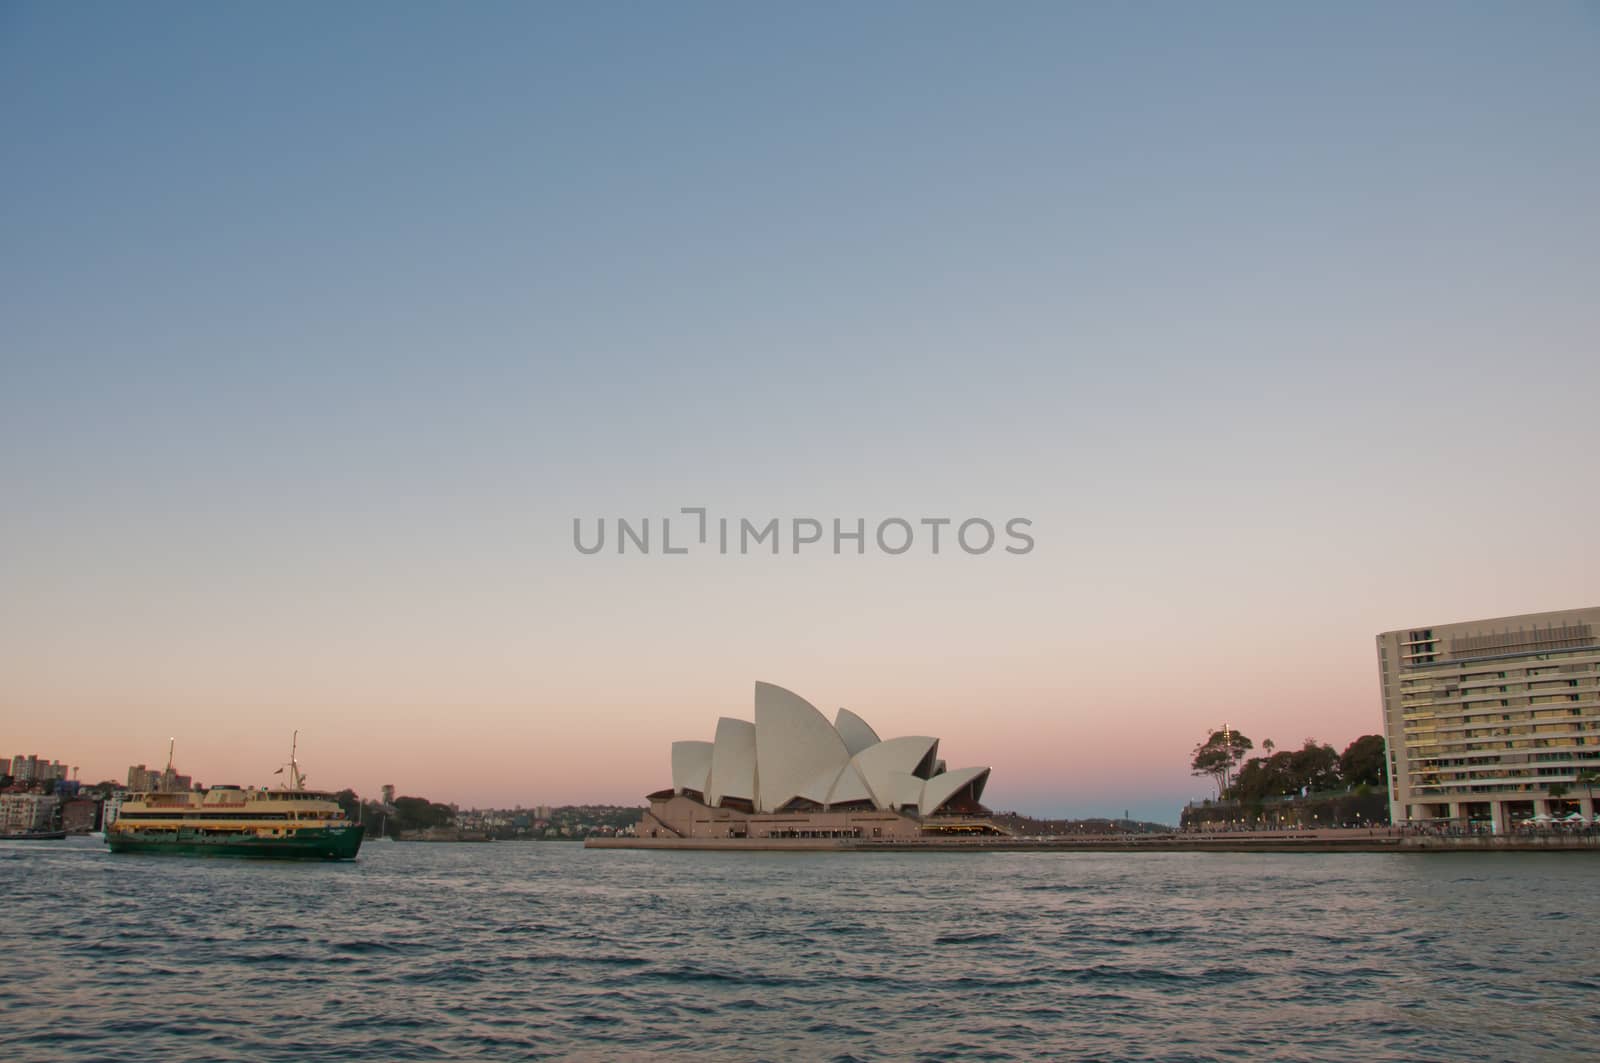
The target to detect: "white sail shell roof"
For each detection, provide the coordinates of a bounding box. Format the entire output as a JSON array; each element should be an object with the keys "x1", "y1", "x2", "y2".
[
  {"x1": 797, "y1": 764, "x2": 842, "y2": 805},
  {"x1": 665, "y1": 682, "x2": 994, "y2": 818},
  {"x1": 753, "y1": 681, "x2": 851, "y2": 812},
  {"x1": 884, "y1": 771, "x2": 926, "y2": 811},
  {"x1": 850, "y1": 736, "x2": 939, "y2": 809},
  {"x1": 825, "y1": 761, "x2": 875, "y2": 806},
  {"x1": 921, "y1": 766, "x2": 991, "y2": 815},
  {"x1": 834, "y1": 708, "x2": 881, "y2": 757},
  {"x1": 706, "y1": 717, "x2": 756, "y2": 807},
  {"x1": 671, "y1": 740, "x2": 713, "y2": 796}
]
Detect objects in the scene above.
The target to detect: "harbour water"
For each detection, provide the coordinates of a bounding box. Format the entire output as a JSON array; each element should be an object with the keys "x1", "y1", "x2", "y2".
[{"x1": 4, "y1": 839, "x2": 1598, "y2": 1060}]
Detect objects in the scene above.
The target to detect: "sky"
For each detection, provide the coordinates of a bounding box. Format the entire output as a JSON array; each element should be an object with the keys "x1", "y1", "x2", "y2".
[{"x1": 2, "y1": 3, "x2": 1597, "y2": 823}]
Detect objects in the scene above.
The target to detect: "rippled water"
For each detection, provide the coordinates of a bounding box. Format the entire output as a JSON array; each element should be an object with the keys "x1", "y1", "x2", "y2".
[{"x1": 4, "y1": 839, "x2": 1599, "y2": 1060}]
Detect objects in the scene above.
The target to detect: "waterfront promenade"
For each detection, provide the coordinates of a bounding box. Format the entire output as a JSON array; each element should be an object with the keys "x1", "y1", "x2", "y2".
[{"x1": 587, "y1": 827, "x2": 1600, "y2": 853}]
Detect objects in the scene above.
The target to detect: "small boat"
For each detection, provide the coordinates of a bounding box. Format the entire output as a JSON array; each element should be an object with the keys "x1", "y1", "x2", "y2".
[
  {"x1": 368, "y1": 809, "x2": 394, "y2": 841},
  {"x1": 0, "y1": 829, "x2": 68, "y2": 841}
]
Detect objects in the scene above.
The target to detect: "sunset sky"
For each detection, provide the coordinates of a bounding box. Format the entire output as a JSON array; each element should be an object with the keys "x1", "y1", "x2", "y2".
[{"x1": 3, "y1": 4, "x2": 1597, "y2": 822}]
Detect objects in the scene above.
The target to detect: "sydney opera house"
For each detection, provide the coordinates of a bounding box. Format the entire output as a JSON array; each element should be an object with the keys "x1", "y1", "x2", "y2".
[{"x1": 637, "y1": 682, "x2": 1007, "y2": 842}]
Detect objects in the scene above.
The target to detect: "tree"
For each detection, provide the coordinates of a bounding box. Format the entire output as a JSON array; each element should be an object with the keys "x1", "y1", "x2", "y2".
[
  {"x1": 1191, "y1": 727, "x2": 1254, "y2": 797},
  {"x1": 392, "y1": 795, "x2": 455, "y2": 832},
  {"x1": 1339, "y1": 735, "x2": 1387, "y2": 788},
  {"x1": 1291, "y1": 739, "x2": 1341, "y2": 793},
  {"x1": 1577, "y1": 768, "x2": 1598, "y2": 810},
  {"x1": 334, "y1": 788, "x2": 361, "y2": 821},
  {"x1": 1233, "y1": 750, "x2": 1301, "y2": 803}
]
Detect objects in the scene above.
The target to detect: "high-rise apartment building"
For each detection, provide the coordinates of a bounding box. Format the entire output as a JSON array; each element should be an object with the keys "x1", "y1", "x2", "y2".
[
  {"x1": 126, "y1": 765, "x2": 171, "y2": 791},
  {"x1": 1377, "y1": 606, "x2": 1600, "y2": 831}
]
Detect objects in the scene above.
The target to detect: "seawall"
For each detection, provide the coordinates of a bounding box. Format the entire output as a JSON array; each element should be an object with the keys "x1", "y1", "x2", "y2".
[{"x1": 585, "y1": 830, "x2": 1600, "y2": 854}]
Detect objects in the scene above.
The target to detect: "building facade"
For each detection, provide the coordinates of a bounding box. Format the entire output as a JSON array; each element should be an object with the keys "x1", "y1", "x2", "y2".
[
  {"x1": 1, "y1": 793, "x2": 60, "y2": 833},
  {"x1": 62, "y1": 798, "x2": 99, "y2": 834},
  {"x1": 1377, "y1": 606, "x2": 1600, "y2": 831}
]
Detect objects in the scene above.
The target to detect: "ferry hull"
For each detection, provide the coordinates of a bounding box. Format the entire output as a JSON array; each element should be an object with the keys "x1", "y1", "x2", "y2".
[{"x1": 107, "y1": 825, "x2": 364, "y2": 860}]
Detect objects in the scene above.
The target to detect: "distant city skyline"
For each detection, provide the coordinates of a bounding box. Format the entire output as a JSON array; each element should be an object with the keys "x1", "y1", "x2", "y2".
[{"x1": 3, "y1": 4, "x2": 1597, "y2": 823}]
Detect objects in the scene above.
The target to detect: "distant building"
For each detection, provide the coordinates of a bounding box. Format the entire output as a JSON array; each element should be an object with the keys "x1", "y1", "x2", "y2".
[
  {"x1": 6, "y1": 756, "x2": 72, "y2": 785},
  {"x1": 1378, "y1": 606, "x2": 1600, "y2": 832},
  {"x1": 381, "y1": 784, "x2": 395, "y2": 805},
  {"x1": 123, "y1": 765, "x2": 187, "y2": 791},
  {"x1": 1, "y1": 793, "x2": 59, "y2": 833},
  {"x1": 62, "y1": 798, "x2": 98, "y2": 834}
]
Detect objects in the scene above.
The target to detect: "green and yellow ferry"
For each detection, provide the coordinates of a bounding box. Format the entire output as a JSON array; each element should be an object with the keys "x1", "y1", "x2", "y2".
[{"x1": 106, "y1": 735, "x2": 363, "y2": 860}]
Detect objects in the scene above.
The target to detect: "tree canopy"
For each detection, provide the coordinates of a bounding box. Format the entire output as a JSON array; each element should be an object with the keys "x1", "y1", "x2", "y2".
[
  {"x1": 1191, "y1": 728, "x2": 1253, "y2": 795},
  {"x1": 1338, "y1": 735, "x2": 1387, "y2": 788},
  {"x1": 326, "y1": 790, "x2": 456, "y2": 837},
  {"x1": 391, "y1": 796, "x2": 455, "y2": 830},
  {"x1": 1203, "y1": 732, "x2": 1388, "y2": 802}
]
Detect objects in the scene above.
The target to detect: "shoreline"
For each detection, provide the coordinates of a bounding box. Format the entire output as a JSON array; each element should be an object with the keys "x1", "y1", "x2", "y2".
[{"x1": 586, "y1": 829, "x2": 1600, "y2": 854}]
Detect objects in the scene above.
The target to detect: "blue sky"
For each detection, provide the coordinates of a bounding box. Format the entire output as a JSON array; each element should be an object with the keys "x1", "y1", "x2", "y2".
[{"x1": 2, "y1": 4, "x2": 1597, "y2": 821}]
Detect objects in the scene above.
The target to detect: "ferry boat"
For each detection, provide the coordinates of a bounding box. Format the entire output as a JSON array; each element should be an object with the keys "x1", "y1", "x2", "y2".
[{"x1": 105, "y1": 735, "x2": 363, "y2": 860}]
